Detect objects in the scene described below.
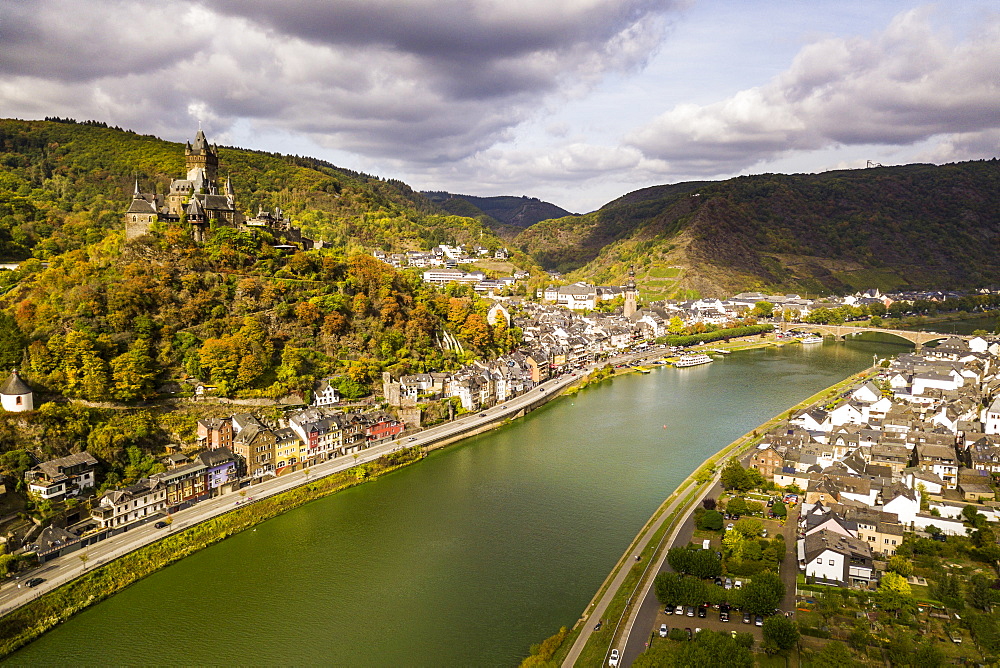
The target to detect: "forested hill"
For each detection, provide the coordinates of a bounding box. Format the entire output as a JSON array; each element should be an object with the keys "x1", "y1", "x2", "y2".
[
  {"x1": 0, "y1": 118, "x2": 502, "y2": 261},
  {"x1": 421, "y1": 191, "x2": 573, "y2": 237},
  {"x1": 514, "y1": 161, "x2": 1000, "y2": 297},
  {"x1": 0, "y1": 119, "x2": 526, "y2": 478}
]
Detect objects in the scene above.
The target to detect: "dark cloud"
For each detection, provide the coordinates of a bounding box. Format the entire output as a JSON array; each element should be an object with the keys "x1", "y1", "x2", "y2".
[
  {"x1": 0, "y1": 1, "x2": 208, "y2": 82},
  {"x1": 0, "y1": 0, "x2": 676, "y2": 164}
]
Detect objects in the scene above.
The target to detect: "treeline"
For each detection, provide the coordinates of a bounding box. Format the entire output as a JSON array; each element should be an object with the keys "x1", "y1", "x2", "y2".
[
  {"x1": 8, "y1": 230, "x2": 520, "y2": 407},
  {"x1": 802, "y1": 292, "x2": 1000, "y2": 326},
  {"x1": 655, "y1": 324, "x2": 773, "y2": 347}
]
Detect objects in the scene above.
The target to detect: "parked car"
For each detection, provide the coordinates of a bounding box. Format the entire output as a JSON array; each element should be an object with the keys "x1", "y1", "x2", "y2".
[
  {"x1": 663, "y1": 605, "x2": 673, "y2": 615},
  {"x1": 726, "y1": 523, "x2": 734, "y2": 531},
  {"x1": 659, "y1": 624, "x2": 668, "y2": 638},
  {"x1": 932, "y1": 533, "x2": 947, "y2": 542},
  {"x1": 698, "y1": 606, "x2": 707, "y2": 618},
  {"x1": 675, "y1": 604, "x2": 684, "y2": 615},
  {"x1": 761, "y1": 529, "x2": 767, "y2": 537},
  {"x1": 25, "y1": 577, "x2": 44, "y2": 588},
  {"x1": 153, "y1": 521, "x2": 168, "y2": 529},
  {"x1": 742, "y1": 612, "x2": 751, "y2": 624},
  {"x1": 755, "y1": 615, "x2": 764, "y2": 627},
  {"x1": 734, "y1": 579, "x2": 743, "y2": 589},
  {"x1": 608, "y1": 649, "x2": 619, "y2": 666},
  {"x1": 720, "y1": 609, "x2": 730, "y2": 622},
  {"x1": 724, "y1": 577, "x2": 733, "y2": 590},
  {"x1": 686, "y1": 606, "x2": 695, "y2": 617},
  {"x1": 714, "y1": 577, "x2": 723, "y2": 587}
]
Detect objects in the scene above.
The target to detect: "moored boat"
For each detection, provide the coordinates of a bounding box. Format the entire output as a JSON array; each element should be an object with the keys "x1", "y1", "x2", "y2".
[
  {"x1": 800, "y1": 335, "x2": 823, "y2": 344},
  {"x1": 674, "y1": 353, "x2": 713, "y2": 368}
]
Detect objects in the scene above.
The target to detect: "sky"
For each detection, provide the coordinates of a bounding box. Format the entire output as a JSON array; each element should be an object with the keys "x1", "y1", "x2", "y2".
[{"x1": 1, "y1": 1, "x2": 998, "y2": 213}]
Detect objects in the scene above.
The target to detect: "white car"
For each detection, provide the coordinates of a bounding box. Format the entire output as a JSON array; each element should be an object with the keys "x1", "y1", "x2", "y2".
[
  {"x1": 608, "y1": 649, "x2": 620, "y2": 666},
  {"x1": 659, "y1": 624, "x2": 667, "y2": 637}
]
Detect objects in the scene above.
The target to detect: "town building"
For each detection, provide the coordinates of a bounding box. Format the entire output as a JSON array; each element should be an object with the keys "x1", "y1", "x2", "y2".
[{"x1": 25, "y1": 452, "x2": 99, "y2": 500}]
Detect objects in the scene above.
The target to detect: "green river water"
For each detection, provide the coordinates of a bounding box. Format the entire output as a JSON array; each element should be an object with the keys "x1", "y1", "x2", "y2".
[{"x1": 7, "y1": 337, "x2": 911, "y2": 666}]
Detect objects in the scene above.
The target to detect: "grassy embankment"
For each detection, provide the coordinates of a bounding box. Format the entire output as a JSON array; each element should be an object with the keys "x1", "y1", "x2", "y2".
[
  {"x1": 524, "y1": 364, "x2": 879, "y2": 667},
  {"x1": 0, "y1": 447, "x2": 422, "y2": 659}
]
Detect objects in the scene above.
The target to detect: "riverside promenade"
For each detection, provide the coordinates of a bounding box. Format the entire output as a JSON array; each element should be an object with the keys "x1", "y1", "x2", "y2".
[{"x1": 0, "y1": 347, "x2": 676, "y2": 622}]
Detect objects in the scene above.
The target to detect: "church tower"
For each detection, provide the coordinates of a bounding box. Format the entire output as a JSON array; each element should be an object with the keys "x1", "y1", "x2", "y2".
[
  {"x1": 623, "y1": 265, "x2": 638, "y2": 318},
  {"x1": 185, "y1": 128, "x2": 219, "y2": 184}
]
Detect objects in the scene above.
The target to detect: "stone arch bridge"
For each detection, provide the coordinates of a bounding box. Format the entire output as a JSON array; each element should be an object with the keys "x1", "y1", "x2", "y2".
[{"x1": 778, "y1": 321, "x2": 965, "y2": 348}]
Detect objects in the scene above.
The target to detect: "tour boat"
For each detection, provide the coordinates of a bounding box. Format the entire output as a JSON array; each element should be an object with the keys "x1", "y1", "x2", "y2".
[
  {"x1": 800, "y1": 335, "x2": 824, "y2": 344},
  {"x1": 674, "y1": 354, "x2": 713, "y2": 368}
]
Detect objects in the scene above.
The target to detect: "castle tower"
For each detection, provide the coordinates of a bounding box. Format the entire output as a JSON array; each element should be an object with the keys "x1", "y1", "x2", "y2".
[
  {"x1": 185, "y1": 129, "x2": 218, "y2": 184},
  {"x1": 623, "y1": 265, "x2": 638, "y2": 318}
]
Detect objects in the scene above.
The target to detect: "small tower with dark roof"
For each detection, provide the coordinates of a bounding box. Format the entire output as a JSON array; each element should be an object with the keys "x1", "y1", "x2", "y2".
[
  {"x1": 1, "y1": 369, "x2": 33, "y2": 412},
  {"x1": 623, "y1": 265, "x2": 638, "y2": 318},
  {"x1": 185, "y1": 128, "x2": 219, "y2": 183}
]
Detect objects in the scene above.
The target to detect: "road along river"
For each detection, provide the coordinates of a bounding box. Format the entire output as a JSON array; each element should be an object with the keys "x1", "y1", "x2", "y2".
[{"x1": 8, "y1": 336, "x2": 908, "y2": 665}]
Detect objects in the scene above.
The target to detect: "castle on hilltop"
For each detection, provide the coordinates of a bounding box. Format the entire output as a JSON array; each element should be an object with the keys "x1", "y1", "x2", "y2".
[{"x1": 126, "y1": 129, "x2": 317, "y2": 249}]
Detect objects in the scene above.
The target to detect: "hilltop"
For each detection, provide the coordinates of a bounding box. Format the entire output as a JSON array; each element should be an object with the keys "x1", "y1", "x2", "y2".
[
  {"x1": 514, "y1": 162, "x2": 1000, "y2": 298},
  {"x1": 421, "y1": 192, "x2": 573, "y2": 237},
  {"x1": 0, "y1": 119, "x2": 526, "y2": 481},
  {"x1": 0, "y1": 118, "x2": 505, "y2": 261}
]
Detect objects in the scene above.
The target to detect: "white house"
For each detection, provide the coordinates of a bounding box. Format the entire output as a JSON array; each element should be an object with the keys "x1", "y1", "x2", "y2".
[
  {"x1": 25, "y1": 452, "x2": 99, "y2": 500},
  {"x1": 801, "y1": 529, "x2": 875, "y2": 586},
  {"x1": 882, "y1": 485, "x2": 921, "y2": 526},
  {"x1": 312, "y1": 378, "x2": 341, "y2": 407},
  {"x1": 984, "y1": 396, "x2": 1000, "y2": 435},
  {"x1": 91, "y1": 477, "x2": 168, "y2": 529}
]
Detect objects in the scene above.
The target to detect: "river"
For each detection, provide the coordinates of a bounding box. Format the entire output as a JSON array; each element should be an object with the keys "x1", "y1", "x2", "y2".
[{"x1": 7, "y1": 337, "x2": 910, "y2": 666}]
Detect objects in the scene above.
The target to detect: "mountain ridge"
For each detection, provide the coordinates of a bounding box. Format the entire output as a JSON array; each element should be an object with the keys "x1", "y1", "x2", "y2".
[{"x1": 515, "y1": 161, "x2": 1000, "y2": 297}]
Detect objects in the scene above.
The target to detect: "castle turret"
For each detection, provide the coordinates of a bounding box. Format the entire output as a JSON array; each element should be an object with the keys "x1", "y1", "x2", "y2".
[{"x1": 185, "y1": 128, "x2": 218, "y2": 183}]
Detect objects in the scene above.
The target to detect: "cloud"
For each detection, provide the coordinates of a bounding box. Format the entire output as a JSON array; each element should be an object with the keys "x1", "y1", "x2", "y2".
[
  {"x1": 627, "y1": 7, "x2": 1000, "y2": 175},
  {"x1": 0, "y1": 0, "x2": 678, "y2": 162}
]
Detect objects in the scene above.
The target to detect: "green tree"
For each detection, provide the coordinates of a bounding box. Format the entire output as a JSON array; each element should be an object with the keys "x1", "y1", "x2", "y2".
[
  {"x1": 697, "y1": 509, "x2": 724, "y2": 531},
  {"x1": 672, "y1": 630, "x2": 753, "y2": 668},
  {"x1": 110, "y1": 338, "x2": 156, "y2": 401},
  {"x1": 734, "y1": 517, "x2": 763, "y2": 539},
  {"x1": 809, "y1": 640, "x2": 856, "y2": 668},
  {"x1": 721, "y1": 458, "x2": 752, "y2": 491},
  {"x1": 968, "y1": 573, "x2": 998, "y2": 612},
  {"x1": 877, "y1": 571, "x2": 913, "y2": 612},
  {"x1": 751, "y1": 301, "x2": 774, "y2": 318},
  {"x1": 771, "y1": 500, "x2": 787, "y2": 518},
  {"x1": 886, "y1": 554, "x2": 913, "y2": 577},
  {"x1": 741, "y1": 571, "x2": 784, "y2": 615},
  {"x1": 726, "y1": 497, "x2": 748, "y2": 516},
  {"x1": 761, "y1": 615, "x2": 799, "y2": 653},
  {"x1": 0, "y1": 313, "x2": 25, "y2": 368}
]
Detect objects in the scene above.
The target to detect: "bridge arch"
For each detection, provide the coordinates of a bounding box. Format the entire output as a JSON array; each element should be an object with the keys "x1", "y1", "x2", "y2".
[{"x1": 778, "y1": 321, "x2": 962, "y2": 348}]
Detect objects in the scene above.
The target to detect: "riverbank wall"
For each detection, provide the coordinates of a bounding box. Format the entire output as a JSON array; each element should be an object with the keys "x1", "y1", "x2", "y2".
[
  {"x1": 421, "y1": 383, "x2": 569, "y2": 453},
  {"x1": 0, "y1": 449, "x2": 423, "y2": 659}
]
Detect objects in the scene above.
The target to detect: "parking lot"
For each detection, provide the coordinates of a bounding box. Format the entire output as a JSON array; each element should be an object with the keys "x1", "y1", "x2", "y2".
[{"x1": 652, "y1": 602, "x2": 763, "y2": 641}]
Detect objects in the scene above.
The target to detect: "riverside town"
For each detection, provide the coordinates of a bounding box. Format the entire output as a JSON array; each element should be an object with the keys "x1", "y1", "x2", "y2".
[{"x1": 0, "y1": 49, "x2": 999, "y2": 664}]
